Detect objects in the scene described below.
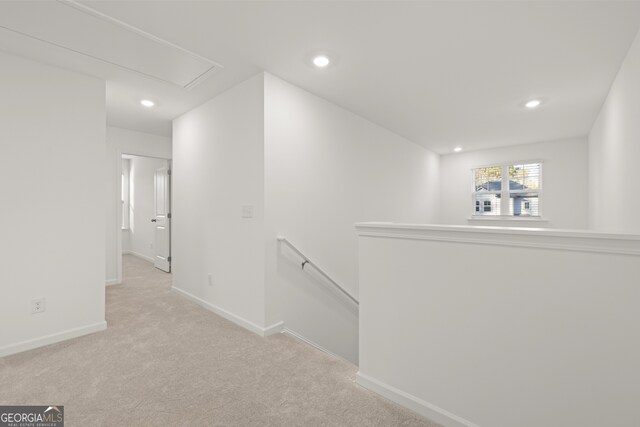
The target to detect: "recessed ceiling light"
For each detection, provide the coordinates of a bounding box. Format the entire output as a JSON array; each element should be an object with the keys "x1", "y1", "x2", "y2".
[
  {"x1": 140, "y1": 99, "x2": 155, "y2": 107},
  {"x1": 525, "y1": 99, "x2": 541, "y2": 109},
  {"x1": 312, "y1": 55, "x2": 330, "y2": 68},
  {"x1": 454, "y1": 146, "x2": 463, "y2": 152}
]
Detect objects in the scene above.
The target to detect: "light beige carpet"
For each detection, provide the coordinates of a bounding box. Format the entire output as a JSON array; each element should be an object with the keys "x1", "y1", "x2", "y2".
[{"x1": 0, "y1": 255, "x2": 440, "y2": 426}]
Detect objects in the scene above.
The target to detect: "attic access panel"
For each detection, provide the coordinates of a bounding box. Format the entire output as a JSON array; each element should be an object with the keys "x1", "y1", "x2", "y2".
[{"x1": 0, "y1": 0, "x2": 222, "y2": 89}]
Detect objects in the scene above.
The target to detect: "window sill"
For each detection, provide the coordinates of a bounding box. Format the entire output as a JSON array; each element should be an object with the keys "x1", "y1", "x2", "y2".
[{"x1": 468, "y1": 216, "x2": 548, "y2": 223}]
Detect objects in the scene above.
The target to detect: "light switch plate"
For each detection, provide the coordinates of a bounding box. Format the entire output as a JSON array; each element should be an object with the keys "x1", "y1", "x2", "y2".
[{"x1": 241, "y1": 205, "x2": 254, "y2": 218}]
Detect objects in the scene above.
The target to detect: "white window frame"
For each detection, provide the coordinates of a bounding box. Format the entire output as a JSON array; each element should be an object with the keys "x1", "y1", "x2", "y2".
[{"x1": 469, "y1": 160, "x2": 544, "y2": 220}]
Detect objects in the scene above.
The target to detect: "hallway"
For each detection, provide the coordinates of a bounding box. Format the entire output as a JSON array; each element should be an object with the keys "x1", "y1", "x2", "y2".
[{"x1": 0, "y1": 255, "x2": 437, "y2": 426}]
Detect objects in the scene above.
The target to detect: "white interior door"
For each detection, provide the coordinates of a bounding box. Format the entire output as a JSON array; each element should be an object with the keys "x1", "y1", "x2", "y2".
[{"x1": 153, "y1": 166, "x2": 171, "y2": 272}]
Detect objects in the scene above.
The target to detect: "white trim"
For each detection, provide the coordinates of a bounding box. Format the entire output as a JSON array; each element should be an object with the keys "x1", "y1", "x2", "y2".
[
  {"x1": 116, "y1": 150, "x2": 172, "y2": 288},
  {"x1": 106, "y1": 278, "x2": 121, "y2": 286},
  {"x1": 281, "y1": 327, "x2": 354, "y2": 365},
  {"x1": 171, "y1": 287, "x2": 282, "y2": 337},
  {"x1": 167, "y1": 288, "x2": 351, "y2": 363},
  {"x1": 356, "y1": 222, "x2": 640, "y2": 240},
  {"x1": 120, "y1": 151, "x2": 172, "y2": 161},
  {"x1": 471, "y1": 158, "x2": 544, "y2": 170},
  {"x1": 116, "y1": 149, "x2": 124, "y2": 285},
  {"x1": 263, "y1": 321, "x2": 285, "y2": 337},
  {"x1": 184, "y1": 66, "x2": 221, "y2": 90},
  {"x1": 468, "y1": 216, "x2": 547, "y2": 222},
  {"x1": 121, "y1": 160, "x2": 130, "y2": 230},
  {"x1": 0, "y1": 321, "x2": 107, "y2": 358},
  {"x1": 356, "y1": 372, "x2": 480, "y2": 427},
  {"x1": 123, "y1": 250, "x2": 155, "y2": 264},
  {"x1": 355, "y1": 223, "x2": 640, "y2": 256}
]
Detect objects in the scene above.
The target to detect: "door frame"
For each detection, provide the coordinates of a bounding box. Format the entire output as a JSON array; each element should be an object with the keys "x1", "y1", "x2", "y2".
[
  {"x1": 115, "y1": 150, "x2": 172, "y2": 284},
  {"x1": 152, "y1": 164, "x2": 171, "y2": 272}
]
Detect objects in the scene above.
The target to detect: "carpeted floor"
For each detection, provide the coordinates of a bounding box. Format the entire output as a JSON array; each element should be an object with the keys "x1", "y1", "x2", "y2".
[{"x1": 0, "y1": 255, "x2": 439, "y2": 426}]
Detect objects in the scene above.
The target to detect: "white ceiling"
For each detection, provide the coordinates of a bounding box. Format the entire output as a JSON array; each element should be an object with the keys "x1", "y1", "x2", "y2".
[{"x1": 1, "y1": 1, "x2": 639, "y2": 153}]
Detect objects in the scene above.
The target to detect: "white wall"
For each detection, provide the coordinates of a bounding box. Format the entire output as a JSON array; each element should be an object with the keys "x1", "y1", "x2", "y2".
[
  {"x1": 589, "y1": 29, "x2": 640, "y2": 234},
  {"x1": 0, "y1": 53, "x2": 106, "y2": 356},
  {"x1": 172, "y1": 74, "x2": 266, "y2": 329},
  {"x1": 105, "y1": 126, "x2": 171, "y2": 284},
  {"x1": 357, "y1": 223, "x2": 640, "y2": 427},
  {"x1": 440, "y1": 137, "x2": 589, "y2": 229},
  {"x1": 264, "y1": 73, "x2": 440, "y2": 364},
  {"x1": 171, "y1": 73, "x2": 440, "y2": 361},
  {"x1": 125, "y1": 156, "x2": 170, "y2": 262}
]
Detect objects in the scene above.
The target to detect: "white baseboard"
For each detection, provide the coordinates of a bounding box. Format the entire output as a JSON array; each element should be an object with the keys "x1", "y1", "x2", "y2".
[
  {"x1": 263, "y1": 320, "x2": 285, "y2": 336},
  {"x1": 356, "y1": 372, "x2": 480, "y2": 427},
  {"x1": 123, "y1": 250, "x2": 154, "y2": 263},
  {"x1": 0, "y1": 321, "x2": 107, "y2": 358},
  {"x1": 171, "y1": 287, "x2": 283, "y2": 337},
  {"x1": 171, "y1": 289, "x2": 354, "y2": 364},
  {"x1": 106, "y1": 278, "x2": 121, "y2": 286},
  {"x1": 282, "y1": 327, "x2": 354, "y2": 365}
]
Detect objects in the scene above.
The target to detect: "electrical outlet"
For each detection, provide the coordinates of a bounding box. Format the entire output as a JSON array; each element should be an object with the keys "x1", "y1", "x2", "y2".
[
  {"x1": 207, "y1": 274, "x2": 213, "y2": 287},
  {"x1": 31, "y1": 298, "x2": 45, "y2": 314}
]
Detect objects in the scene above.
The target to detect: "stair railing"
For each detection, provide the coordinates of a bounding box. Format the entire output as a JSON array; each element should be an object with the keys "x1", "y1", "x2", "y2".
[{"x1": 277, "y1": 236, "x2": 359, "y2": 306}]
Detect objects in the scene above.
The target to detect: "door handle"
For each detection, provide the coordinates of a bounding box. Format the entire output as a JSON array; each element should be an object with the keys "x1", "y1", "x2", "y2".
[{"x1": 151, "y1": 219, "x2": 157, "y2": 222}]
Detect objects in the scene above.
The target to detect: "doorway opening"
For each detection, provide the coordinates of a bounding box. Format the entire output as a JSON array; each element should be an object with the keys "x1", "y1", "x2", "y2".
[{"x1": 119, "y1": 154, "x2": 171, "y2": 280}]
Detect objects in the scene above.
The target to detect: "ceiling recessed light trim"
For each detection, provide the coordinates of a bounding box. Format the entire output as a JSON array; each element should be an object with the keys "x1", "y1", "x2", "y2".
[
  {"x1": 525, "y1": 99, "x2": 542, "y2": 109},
  {"x1": 312, "y1": 55, "x2": 331, "y2": 68},
  {"x1": 453, "y1": 146, "x2": 463, "y2": 152},
  {"x1": 140, "y1": 99, "x2": 155, "y2": 107}
]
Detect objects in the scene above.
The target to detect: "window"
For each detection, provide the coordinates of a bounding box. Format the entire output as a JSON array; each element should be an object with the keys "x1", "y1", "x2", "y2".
[{"x1": 472, "y1": 162, "x2": 541, "y2": 217}]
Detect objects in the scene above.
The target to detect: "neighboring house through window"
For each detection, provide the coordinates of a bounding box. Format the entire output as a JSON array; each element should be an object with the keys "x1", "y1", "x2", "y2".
[{"x1": 472, "y1": 162, "x2": 541, "y2": 217}]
